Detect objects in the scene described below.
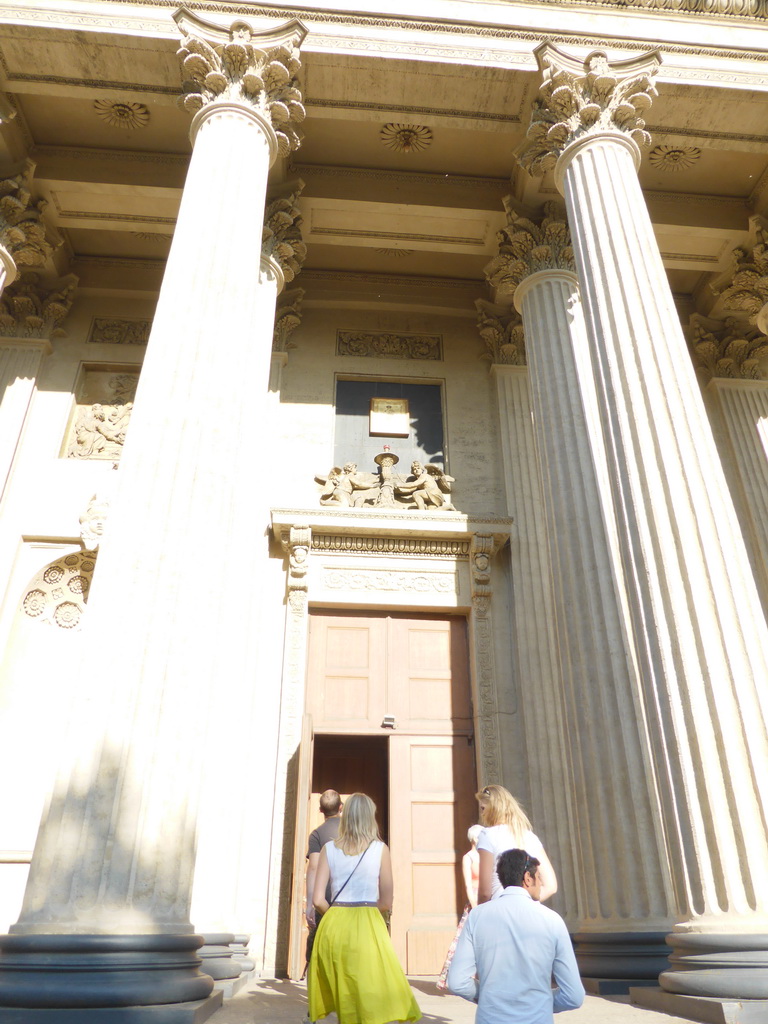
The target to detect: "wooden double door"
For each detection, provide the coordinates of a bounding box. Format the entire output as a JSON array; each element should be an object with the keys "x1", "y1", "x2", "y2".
[{"x1": 289, "y1": 611, "x2": 477, "y2": 977}]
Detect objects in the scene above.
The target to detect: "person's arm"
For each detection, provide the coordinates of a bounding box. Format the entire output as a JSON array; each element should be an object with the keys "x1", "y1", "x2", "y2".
[
  {"x1": 378, "y1": 844, "x2": 394, "y2": 917},
  {"x1": 552, "y1": 919, "x2": 585, "y2": 1013},
  {"x1": 446, "y1": 916, "x2": 479, "y2": 1003},
  {"x1": 537, "y1": 847, "x2": 558, "y2": 902},
  {"x1": 312, "y1": 846, "x2": 331, "y2": 915},
  {"x1": 477, "y1": 848, "x2": 494, "y2": 904},
  {"x1": 462, "y1": 851, "x2": 477, "y2": 908},
  {"x1": 306, "y1": 851, "x2": 320, "y2": 926}
]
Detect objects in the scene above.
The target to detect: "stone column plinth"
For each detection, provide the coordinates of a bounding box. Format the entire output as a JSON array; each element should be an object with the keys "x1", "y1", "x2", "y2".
[
  {"x1": 519, "y1": 43, "x2": 768, "y2": 999},
  {"x1": 0, "y1": 11, "x2": 306, "y2": 1019}
]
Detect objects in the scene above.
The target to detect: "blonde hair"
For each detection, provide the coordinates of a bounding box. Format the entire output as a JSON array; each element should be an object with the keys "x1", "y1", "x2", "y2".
[
  {"x1": 335, "y1": 792, "x2": 381, "y2": 855},
  {"x1": 475, "y1": 785, "x2": 531, "y2": 844}
]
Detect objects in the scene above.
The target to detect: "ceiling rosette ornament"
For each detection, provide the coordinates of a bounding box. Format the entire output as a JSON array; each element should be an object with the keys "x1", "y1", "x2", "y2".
[
  {"x1": 484, "y1": 199, "x2": 575, "y2": 296},
  {"x1": 174, "y1": 10, "x2": 307, "y2": 158},
  {"x1": 517, "y1": 44, "x2": 661, "y2": 176}
]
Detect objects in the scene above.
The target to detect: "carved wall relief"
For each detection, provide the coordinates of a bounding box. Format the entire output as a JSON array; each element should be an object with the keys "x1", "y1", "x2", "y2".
[
  {"x1": 316, "y1": 450, "x2": 457, "y2": 511},
  {"x1": 64, "y1": 367, "x2": 139, "y2": 461},
  {"x1": 336, "y1": 330, "x2": 442, "y2": 360},
  {"x1": 87, "y1": 318, "x2": 151, "y2": 345}
]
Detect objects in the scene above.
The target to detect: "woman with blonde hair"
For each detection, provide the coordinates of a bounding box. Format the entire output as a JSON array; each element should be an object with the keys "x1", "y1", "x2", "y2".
[
  {"x1": 475, "y1": 784, "x2": 557, "y2": 903},
  {"x1": 308, "y1": 793, "x2": 420, "y2": 1024}
]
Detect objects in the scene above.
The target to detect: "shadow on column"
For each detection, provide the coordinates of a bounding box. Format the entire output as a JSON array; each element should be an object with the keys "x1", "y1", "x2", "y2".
[{"x1": 0, "y1": 744, "x2": 220, "y2": 1023}]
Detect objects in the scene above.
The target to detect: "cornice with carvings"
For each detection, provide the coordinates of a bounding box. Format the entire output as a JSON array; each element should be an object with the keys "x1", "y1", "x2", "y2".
[{"x1": 304, "y1": 534, "x2": 470, "y2": 557}]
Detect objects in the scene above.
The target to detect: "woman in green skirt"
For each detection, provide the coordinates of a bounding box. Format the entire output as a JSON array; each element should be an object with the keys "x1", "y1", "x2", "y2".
[{"x1": 308, "y1": 793, "x2": 421, "y2": 1024}]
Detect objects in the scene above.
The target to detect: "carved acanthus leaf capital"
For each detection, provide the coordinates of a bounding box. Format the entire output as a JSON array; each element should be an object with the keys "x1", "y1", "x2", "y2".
[
  {"x1": 175, "y1": 9, "x2": 307, "y2": 157},
  {"x1": 0, "y1": 272, "x2": 77, "y2": 339},
  {"x1": 484, "y1": 199, "x2": 574, "y2": 294},
  {"x1": 475, "y1": 298, "x2": 526, "y2": 365},
  {"x1": 263, "y1": 185, "x2": 306, "y2": 283},
  {"x1": 689, "y1": 313, "x2": 768, "y2": 383},
  {"x1": 273, "y1": 287, "x2": 304, "y2": 353},
  {"x1": 517, "y1": 44, "x2": 661, "y2": 176},
  {"x1": 719, "y1": 218, "x2": 768, "y2": 332},
  {"x1": 0, "y1": 162, "x2": 58, "y2": 267}
]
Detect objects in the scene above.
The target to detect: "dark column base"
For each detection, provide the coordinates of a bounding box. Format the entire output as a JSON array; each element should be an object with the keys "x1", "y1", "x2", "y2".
[
  {"x1": 573, "y1": 930, "x2": 669, "y2": 979},
  {"x1": 0, "y1": 934, "x2": 215, "y2": 1009},
  {"x1": 632, "y1": 986, "x2": 768, "y2": 1024},
  {"x1": 0, "y1": 994, "x2": 223, "y2": 1024},
  {"x1": 661, "y1": 933, "x2": 768, "y2": 999},
  {"x1": 198, "y1": 933, "x2": 243, "y2": 981}
]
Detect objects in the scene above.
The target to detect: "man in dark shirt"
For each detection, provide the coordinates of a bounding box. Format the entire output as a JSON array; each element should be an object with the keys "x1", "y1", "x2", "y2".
[{"x1": 305, "y1": 790, "x2": 343, "y2": 934}]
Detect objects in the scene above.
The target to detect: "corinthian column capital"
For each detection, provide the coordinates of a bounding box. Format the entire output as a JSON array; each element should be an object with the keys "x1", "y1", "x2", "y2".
[
  {"x1": 174, "y1": 8, "x2": 307, "y2": 157},
  {"x1": 517, "y1": 43, "x2": 660, "y2": 176},
  {"x1": 262, "y1": 185, "x2": 307, "y2": 287},
  {"x1": 689, "y1": 313, "x2": 768, "y2": 383},
  {"x1": 0, "y1": 161, "x2": 57, "y2": 269},
  {"x1": 718, "y1": 217, "x2": 768, "y2": 334},
  {"x1": 475, "y1": 298, "x2": 526, "y2": 366},
  {"x1": 484, "y1": 199, "x2": 574, "y2": 297},
  {"x1": 0, "y1": 272, "x2": 77, "y2": 341}
]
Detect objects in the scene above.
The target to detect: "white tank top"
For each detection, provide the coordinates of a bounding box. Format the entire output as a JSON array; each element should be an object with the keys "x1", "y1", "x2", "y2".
[{"x1": 325, "y1": 839, "x2": 383, "y2": 903}]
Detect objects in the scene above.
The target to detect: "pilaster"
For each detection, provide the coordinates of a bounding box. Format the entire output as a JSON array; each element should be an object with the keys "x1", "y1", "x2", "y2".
[{"x1": 520, "y1": 42, "x2": 768, "y2": 999}]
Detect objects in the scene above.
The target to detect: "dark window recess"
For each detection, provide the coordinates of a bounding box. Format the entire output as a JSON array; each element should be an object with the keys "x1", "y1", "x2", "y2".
[{"x1": 334, "y1": 380, "x2": 444, "y2": 472}]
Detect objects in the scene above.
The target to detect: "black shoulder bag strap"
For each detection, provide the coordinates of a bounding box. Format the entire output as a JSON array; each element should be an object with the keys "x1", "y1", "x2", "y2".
[{"x1": 329, "y1": 842, "x2": 373, "y2": 906}]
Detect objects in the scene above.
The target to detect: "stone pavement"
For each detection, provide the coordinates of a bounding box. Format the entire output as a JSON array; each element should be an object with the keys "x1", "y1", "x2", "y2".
[{"x1": 208, "y1": 977, "x2": 693, "y2": 1024}]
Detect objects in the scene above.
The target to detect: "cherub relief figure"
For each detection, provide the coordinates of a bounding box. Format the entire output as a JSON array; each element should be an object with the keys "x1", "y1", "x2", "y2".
[
  {"x1": 316, "y1": 462, "x2": 378, "y2": 507},
  {"x1": 396, "y1": 460, "x2": 456, "y2": 510}
]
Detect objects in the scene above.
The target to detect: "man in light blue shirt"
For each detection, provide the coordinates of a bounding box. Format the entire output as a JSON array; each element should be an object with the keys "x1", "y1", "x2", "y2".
[{"x1": 447, "y1": 848, "x2": 585, "y2": 1024}]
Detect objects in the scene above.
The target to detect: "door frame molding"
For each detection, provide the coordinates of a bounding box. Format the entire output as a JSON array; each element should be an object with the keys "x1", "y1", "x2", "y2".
[{"x1": 264, "y1": 508, "x2": 511, "y2": 974}]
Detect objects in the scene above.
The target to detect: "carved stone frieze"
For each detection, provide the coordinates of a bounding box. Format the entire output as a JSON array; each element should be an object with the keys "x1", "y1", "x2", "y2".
[
  {"x1": 174, "y1": 9, "x2": 306, "y2": 157},
  {"x1": 0, "y1": 163, "x2": 57, "y2": 268},
  {"x1": 88, "y1": 317, "x2": 151, "y2": 345},
  {"x1": 311, "y1": 535, "x2": 469, "y2": 557},
  {"x1": 262, "y1": 187, "x2": 307, "y2": 284},
  {"x1": 476, "y1": 299, "x2": 526, "y2": 365},
  {"x1": 272, "y1": 287, "x2": 304, "y2": 354},
  {"x1": 470, "y1": 534, "x2": 502, "y2": 784},
  {"x1": 719, "y1": 219, "x2": 768, "y2": 333},
  {"x1": 0, "y1": 272, "x2": 77, "y2": 339},
  {"x1": 336, "y1": 330, "x2": 442, "y2": 360},
  {"x1": 316, "y1": 456, "x2": 457, "y2": 512},
  {"x1": 517, "y1": 44, "x2": 660, "y2": 176},
  {"x1": 484, "y1": 199, "x2": 575, "y2": 297},
  {"x1": 689, "y1": 314, "x2": 768, "y2": 382}
]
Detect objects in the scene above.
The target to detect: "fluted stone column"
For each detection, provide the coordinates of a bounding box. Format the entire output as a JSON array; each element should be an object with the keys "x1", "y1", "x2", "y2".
[
  {"x1": 0, "y1": 10, "x2": 306, "y2": 1019},
  {"x1": 689, "y1": 315, "x2": 768, "y2": 617},
  {"x1": 519, "y1": 43, "x2": 768, "y2": 999},
  {"x1": 476, "y1": 299, "x2": 579, "y2": 929},
  {"x1": 485, "y1": 208, "x2": 674, "y2": 978}
]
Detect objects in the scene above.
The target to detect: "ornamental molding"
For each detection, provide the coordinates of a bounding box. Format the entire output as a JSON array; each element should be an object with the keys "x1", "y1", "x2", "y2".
[
  {"x1": 273, "y1": 287, "x2": 304, "y2": 354},
  {"x1": 336, "y1": 330, "x2": 442, "y2": 360},
  {"x1": 484, "y1": 199, "x2": 574, "y2": 295},
  {"x1": 175, "y1": 8, "x2": 307, "y2": 158},
  {"x1": 0, "y1": 273, "x2": 77, "y2": 339},
  {"x1": 476, "y1": 299, "x2": 526, "y2": 366},
  {"x1": 470, "y1": 533, "x2": 503, "y2": 785},
  {"x1": 289, "y1": 162, "x2": 508, "y2": 193},
  {"x1": 73, "y1": 256, "x2": 166, "y2": 273},
  {"x1": 310, "y1": 535, "x2": 470, "y2": 557},
  {"x1": 31, "y1": 145, "x2": 189, "y2": 169},
  {"x1": 87, "y1": 317, "x2": 151, "y2": 345},
  {"x1": 689, "y1": 313, "x2": 768, "y2": 381},
  {"x1": 0, "y1": 162, "x2": 58, "y2": 268},
  {"x1": 517, "y1": 44, "x2": 661, "y2": 176},
  {"x1": 322, "y1": 568, "x2": 457, "y2": 594}
]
